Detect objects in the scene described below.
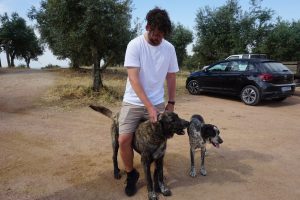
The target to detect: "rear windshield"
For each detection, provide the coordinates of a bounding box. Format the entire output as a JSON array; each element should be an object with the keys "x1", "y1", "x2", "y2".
[{"x1": 261, "y1": 62, "x2": 290, "y2": 73}]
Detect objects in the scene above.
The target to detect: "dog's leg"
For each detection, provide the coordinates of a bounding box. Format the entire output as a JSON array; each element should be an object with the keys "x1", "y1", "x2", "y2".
[
  {"x1": 200, "y1": 146, "x2": 207, "y2": 176},
  {"x1": 189, "y1": 148, "x2": 197, "y2": 177},
  {"x1": 112, "y1": 141, "x2": 121, "y2": 179},
  {"x1": 142, "y1": 156, "x2": 157, "y2": 200},
  {"x1": 112, "y1": 126, "x2": 121, "y2": 179},
  {"x1": 154, "y1": 156, "x2": 171, "y2": 196}
]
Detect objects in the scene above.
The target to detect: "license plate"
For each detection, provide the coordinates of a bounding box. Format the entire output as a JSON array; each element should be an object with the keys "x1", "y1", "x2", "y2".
[{"x1": 281, "y1": 86, "x2": 291, "y2": 92}]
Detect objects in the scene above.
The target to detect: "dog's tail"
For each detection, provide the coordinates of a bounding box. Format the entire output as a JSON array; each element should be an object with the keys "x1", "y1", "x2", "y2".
[{"x1": 89, "y1": 105, "x2": 114, "y2": 120}]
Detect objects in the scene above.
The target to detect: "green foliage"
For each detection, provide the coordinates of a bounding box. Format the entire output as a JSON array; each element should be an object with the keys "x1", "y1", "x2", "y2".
[
  {"x1": 29, "y1": 0, "x2": 134, "y2": 91},
  {"x1": 259, "y1": 20, "x2": 300, "y2": 61},
  {"x1": 182, "y1": 54, "x2": 204, "y2": 70},
  {"x1": 168, "y1": 23, "x2": 193, "y2": 67},
  {"x1": 0, "y1": 12, "x2": 43, "y2": 67},
  {"x1": 29, "y1": 0, "x2": 134, "y2": 66},
  {"x1": 28, "y1": 0, "x2": 93, "y2": 67},
  {"x1": 193, "y1": 0, "x2": 274, "y2": 65},
  {"x1": 0, "y1": 13, "x2": 27, "y2": 67},
  {"x1": 20, "y1": 27, "x2": 43, "y2": 67}
]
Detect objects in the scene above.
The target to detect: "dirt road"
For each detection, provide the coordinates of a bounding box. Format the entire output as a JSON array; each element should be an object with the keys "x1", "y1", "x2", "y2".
[{"x1": 1, "y1": 69, "x2": 300, "y2": 200}]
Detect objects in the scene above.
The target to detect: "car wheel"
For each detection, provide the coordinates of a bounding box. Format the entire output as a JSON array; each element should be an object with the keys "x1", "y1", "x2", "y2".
[
  {"x1": 187, "y1": 80, "x2": 200, "y2": 95},
  {"x1": 273, "y1": 97, "x2": 287, "y2": 102},
  {"x1": 240, "y1": 85, "x2": 261, "y2": 106}
]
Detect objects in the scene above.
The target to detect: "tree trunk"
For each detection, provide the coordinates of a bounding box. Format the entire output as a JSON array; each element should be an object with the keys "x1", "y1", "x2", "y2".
[
  {"x1": 0, "y1": 58, "x2": 2, "y2": 68},
  {"x1": 10, "y1": 54, "x2": 15, "y2": 67},
  {"x1": 26, "y1": 58, "x2": 30, "y2": 68},
  {"x1": 6, "y1": 51, "x2": 11, "y2": 67},
  {"x1": 72, "y1": 62, "x2": 79, "y2": 69},
  {"x1": 92, "y1": 48, "x2": 103, "y2": 92},
  {"x1": 100, "y1": 55, "x2": 114, "y2": 72},
  {"x1": 71, "y1": 59, "x2": 79, "y2": 69}
]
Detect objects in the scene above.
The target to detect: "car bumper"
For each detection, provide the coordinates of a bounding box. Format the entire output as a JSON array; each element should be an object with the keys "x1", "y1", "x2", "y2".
[{"x1": 261, "y1": 83, "x2": 296, "y2": 99}]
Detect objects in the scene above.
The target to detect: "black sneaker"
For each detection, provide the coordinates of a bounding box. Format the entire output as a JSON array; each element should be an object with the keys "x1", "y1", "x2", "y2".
[{"x1": 125, "y1": 169, "x2": 140, "y2": 196}]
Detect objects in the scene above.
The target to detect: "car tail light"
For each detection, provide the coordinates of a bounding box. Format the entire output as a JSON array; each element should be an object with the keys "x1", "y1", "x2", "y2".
[{"x1": 259, "y1": 73, "x2": 273, "y2": 81}]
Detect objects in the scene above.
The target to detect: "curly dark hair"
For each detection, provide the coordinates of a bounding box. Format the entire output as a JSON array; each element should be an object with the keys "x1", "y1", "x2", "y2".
[{"x1": 146, "y1": 7, "x2": 172, "y2": 36}]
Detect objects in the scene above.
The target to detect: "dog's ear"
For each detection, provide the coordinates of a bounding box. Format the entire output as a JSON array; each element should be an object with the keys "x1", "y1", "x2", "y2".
[
  {"x1": 201, "y1": 124, "x2": 216, "y2": 139},
  {"x1": 191, "y1": 114, "x2": 205, "y2": 123},
  {"x1": 158, "y1": 112, "x2": 174, "y2": 138},
  {"x1": 213, "y1": 125, "x2": 220, "y2": 135}
]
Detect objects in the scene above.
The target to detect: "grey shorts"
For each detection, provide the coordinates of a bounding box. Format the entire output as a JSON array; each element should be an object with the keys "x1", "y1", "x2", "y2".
[{"x1": 118, "y1": 102, "x2": 165, "y2": 134}]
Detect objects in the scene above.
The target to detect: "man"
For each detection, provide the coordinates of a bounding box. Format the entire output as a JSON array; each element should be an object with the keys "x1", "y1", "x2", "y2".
[{"x1": 118, "y1": 7, "x2": 179, "y2": 196}]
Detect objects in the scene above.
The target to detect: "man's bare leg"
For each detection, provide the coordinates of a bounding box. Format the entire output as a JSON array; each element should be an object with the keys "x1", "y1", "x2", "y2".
[
  {"x1": 118, "y1": 133, "x2": 140, "y2": 196},
  {"x1": 118, "y1": 133, "x2": 134, "y2": 172}
]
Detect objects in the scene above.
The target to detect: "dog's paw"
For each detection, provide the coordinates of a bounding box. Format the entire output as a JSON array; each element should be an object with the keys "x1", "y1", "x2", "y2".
[
  {"x1": 189, "y1": 168, "x2": 197, "y2": 177},
  {"x1": 155, "y1": 184, "x2": 172, "y2": 196},
  {"x1": 161, "y1": 187, "x2": 171, "y2": 196},
  {"x1": 113, "y1": 169, "x2": 122, "y2": 179},
  {"x1": 200, "y1": 168, "x2": 207, "y2": 176},
  {"x1": 148, "y1": 191, "x2": 158, "y2": 200}
]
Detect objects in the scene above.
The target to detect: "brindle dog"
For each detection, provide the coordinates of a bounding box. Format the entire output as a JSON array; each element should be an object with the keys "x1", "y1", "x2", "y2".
[{"x1": 90, "y1": 105, "x2": 189, "y2": 200}]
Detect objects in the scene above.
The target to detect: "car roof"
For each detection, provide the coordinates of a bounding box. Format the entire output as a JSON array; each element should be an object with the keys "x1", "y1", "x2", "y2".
[{"x1": 216, "y1": 58, "x2": 277, "y2": 64}]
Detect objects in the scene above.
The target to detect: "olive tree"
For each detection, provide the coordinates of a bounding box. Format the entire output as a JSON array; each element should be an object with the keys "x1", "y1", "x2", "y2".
[{"x1": 29, "y1": 0, "x2": 134, "y2": 91}]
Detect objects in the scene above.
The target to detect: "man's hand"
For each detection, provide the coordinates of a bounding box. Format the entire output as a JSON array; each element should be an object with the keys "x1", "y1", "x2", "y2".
[
  {"x1": 147, "y1": 105, "x2": 159, "y2": 123},
  {"x1": 165, "y1": 103, "x2": 174, "y2": 112}
]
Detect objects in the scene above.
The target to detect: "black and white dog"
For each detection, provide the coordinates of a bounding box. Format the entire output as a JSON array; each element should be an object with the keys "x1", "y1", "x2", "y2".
[{"x1": 187, "y1": 114, "x2": 223, "y2": 177}]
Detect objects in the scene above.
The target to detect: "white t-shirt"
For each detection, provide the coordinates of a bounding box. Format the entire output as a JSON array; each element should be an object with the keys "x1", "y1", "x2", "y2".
[{"x1": 123, "y1": 34, "x2": 179, "y2": 106}]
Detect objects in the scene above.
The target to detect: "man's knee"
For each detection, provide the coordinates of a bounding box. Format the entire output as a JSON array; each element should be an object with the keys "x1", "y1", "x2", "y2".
[{"x1": 118, "y1": 133, "x2": 133, "y2": 147}]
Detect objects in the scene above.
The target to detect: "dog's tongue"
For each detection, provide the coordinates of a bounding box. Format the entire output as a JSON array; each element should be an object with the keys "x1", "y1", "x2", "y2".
[{"x1": 214, "y1": 143, "x2": 219, "y2": 148}]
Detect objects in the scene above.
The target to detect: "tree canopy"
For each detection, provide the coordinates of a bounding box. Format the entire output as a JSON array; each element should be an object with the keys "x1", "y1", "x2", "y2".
[
  {"x1": 192, "y1": 0, "x2": 274, "y2": 66},
  {"x1": 2, "y1": 0, "x2": 299, "y2": 74},
  {"x1": 29, "y1": 0, "x2": 134, "y2": 91},
  {"x1": 168, "y1": 23, "x2": 193, "y2": 67},
  {"x1": 259, "y1": 20, "x2": 300, "y2": 61},
  {"x1": 0, "y1": 12, "x2": 43, "y2": 67}
]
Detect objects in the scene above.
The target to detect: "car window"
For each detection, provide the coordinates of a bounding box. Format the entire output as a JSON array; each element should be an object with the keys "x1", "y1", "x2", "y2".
[
  {"x1": 228, "y1": 61, "x2": 239, "y2": 71},
  {"x1": 246, "y1": 63, "x2": 258, "y2": 72},
  {"x1": 261, "y1": 62, "x2": 290, "y2": 72},
  {"x1": 228, "y1": 60, "x2": 248, "y2": 72},
  {"x1": 208, "y1": 62, "x2": 229, "y2": 72},
  {"x1": 238, "y1": 61, "x2": 248, "y2": 71}
]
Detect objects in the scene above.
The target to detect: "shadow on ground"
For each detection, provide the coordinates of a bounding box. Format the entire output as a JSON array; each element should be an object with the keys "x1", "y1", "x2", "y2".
[{"x1": 35, "y1": 147, "x2": 273, "y2": 200}]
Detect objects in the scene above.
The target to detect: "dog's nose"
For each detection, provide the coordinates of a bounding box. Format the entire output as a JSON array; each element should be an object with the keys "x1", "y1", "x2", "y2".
[
  {"x1": 182, "y1": 120, "x2": 190, "y2": 128},
  {"x1": 219, "y1": 138, "x2": 223, "y2": 144}
]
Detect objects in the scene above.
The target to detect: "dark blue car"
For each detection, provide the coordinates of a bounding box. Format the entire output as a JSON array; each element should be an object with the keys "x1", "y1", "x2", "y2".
[{"x1": 186, "y1": 59, "x2": 296, "y2": 105}]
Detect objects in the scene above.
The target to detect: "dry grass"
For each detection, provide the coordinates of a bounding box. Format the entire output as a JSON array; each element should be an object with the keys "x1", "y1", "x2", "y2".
[{"x1": 41, "y1": 67, "x2": 189, "y2": 108}]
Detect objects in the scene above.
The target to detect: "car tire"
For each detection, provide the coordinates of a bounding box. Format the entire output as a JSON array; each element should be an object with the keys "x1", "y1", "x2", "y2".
[
  {"x1": 187, "y1": 80, "x2": 200, "y2": 95},
  {"x1": 240, "y1": 85, "x2": 261, "y2": 106}
]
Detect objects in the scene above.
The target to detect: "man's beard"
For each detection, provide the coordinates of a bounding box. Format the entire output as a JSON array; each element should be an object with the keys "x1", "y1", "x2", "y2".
[{"x1": 149, "y1": 38, "x2": 161, "y2": 46}]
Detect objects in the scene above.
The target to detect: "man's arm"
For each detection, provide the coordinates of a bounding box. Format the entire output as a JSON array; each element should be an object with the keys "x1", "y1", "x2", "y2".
[
  {"x1": 165, "y1": 72, "x2": 176, "y2": 112},
  {"x1": 127, "y1": 67, "x2": 159, "y2": 122}
]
